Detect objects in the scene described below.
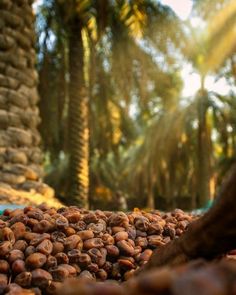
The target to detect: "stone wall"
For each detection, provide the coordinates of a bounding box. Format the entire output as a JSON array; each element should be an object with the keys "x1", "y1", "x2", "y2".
[{"x1": 0, "y1": 0, "x2": 53, "y2": 199}]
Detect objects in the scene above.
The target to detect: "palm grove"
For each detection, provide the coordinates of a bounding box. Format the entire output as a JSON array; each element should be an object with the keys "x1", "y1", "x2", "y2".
[{"x1": 0, "y1": 0, "x2": 236, "y2": 210}]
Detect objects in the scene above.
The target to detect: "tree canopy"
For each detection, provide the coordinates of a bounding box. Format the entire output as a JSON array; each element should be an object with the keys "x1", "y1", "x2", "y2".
[{"x1": 34, "y1": 0, "x2": 236, "y2": 210}]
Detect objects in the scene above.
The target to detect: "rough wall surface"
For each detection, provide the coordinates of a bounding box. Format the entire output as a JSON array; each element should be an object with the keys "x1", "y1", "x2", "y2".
[{"x1": 0, "y1": 0, "x2": 53, "y2": 199}]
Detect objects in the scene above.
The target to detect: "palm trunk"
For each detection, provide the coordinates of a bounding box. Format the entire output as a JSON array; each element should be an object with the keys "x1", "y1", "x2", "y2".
[
  {"x1": 196, "y1": 76, "x2": 210, "y2": 208},
  {"x1": 0, "y1": 0, "x2": 52, "y2": 197},
  {"x1": 68, "y1": 21, "x2": 89, "y2": 208},
  {"x1": 167, "y1": 157, "x2": 176, "y2": 210},
  {"x1": 146, "y1": 167, "x2": 155, "y2": 209},
  {"x1": 88, "y1": 41, "x2": 96, "y2": 206},
  {"x1": 146, "y1": 185, "x2": 155, "y2": 209}
]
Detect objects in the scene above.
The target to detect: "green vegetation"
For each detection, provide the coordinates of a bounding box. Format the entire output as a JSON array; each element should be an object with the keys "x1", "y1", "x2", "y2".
[
  {"x1": 1, "y1": 0, "x2": 236, "y2": 211},
  {"x1": 36, "y1": 0, "x2": 236, "y2": 210}
]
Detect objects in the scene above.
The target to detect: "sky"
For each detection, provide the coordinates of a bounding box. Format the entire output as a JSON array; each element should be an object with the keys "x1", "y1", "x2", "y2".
[
  {"x1": 32, "y1": 0, "x2": 42, "y2": 11},
  {"x1": 161, "y1": 0, "x2": 233, "y2": 97},
  {"x1": 161, "y1": 0, "x2": 193, "y2": 20}
]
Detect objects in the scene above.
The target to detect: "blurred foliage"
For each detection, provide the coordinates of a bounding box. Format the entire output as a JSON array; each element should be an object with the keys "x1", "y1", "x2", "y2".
[{"x1": 35, "y1": 0, "x2": 236, "y2": 210}]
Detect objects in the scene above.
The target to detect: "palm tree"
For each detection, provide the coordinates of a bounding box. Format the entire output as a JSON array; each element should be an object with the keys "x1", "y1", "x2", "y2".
[
  {"x1": 67, "y1": 19, "x2": 89, "y2": 207},
  {"x1": 49, "y1": 0, "x2": 95, "y2": 208},
  {"x1": 184, "y1": 28, "x2": 212, "y2": 208},
  {"x1": 88, "y1": 1, "x2": 184, "y2": 209},
  {"x1": 191, "y1": 0, "x2": 236, "y2": 206},
  {"x1": 0, "y1": 0, "x2": 53, "y2": 198},
  {"x1": 39, "y1": 0, "x2": 176, "y2": 208},
  {"x1": 128, "y1": 0, "x2": 236, "y2": 210}
]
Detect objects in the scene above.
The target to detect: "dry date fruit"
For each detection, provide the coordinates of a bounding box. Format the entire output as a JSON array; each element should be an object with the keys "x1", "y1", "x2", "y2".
[
  {"x1": 0, "y1": 204, "x2": 195, "y2": 292},
  {"x1": 0, "y1": 227, "x2": 15, "y2": 244},
  {"x1": 36, "y1": 239, "x2": 53, "y2": 255},
  {"x1": 31, "y1": 268, "x2": 52, "y2": 289},
  {"x1": 0, "y1": 241, "x2": 12, "y2": 257},
  {"x1": 83, "y1": 238, "x2": 104, "y2": 250},
  {"x1": 25, "y1": 253, "x2": 47, "y2": 269},
  {"x1": 0, "y1": 260, "x2": 9, "y2": 274},
  {"x1": 14, "y1": 272, "x2": 32, "y2": 288},
  {"x1": 8, "y1": 249, "x2": 24, "y2": 263},
  {"x1": 12, "y1": 259, "x2": 26, "y2": 274}
]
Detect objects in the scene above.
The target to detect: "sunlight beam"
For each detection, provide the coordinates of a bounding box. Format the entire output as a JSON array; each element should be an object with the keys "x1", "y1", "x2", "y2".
[{"x1": 160, "y1": 0, "x2": 192, "y2": 20}]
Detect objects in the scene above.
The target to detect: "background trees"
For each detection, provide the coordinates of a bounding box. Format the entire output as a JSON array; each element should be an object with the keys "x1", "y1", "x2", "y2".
[{"x1": 32, "y1": 0, "x2": 236, "y2": 210}]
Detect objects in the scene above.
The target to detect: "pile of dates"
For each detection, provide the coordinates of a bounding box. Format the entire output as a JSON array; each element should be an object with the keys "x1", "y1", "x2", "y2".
[
  {"x1": 0, "y1": 205, "x2": 195, "y2": 294},
  {"x1": 58, "y1": 258, "x2": 236, "y2": 295}
]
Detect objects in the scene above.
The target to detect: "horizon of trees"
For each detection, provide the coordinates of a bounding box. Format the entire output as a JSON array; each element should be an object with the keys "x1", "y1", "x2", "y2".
[{"x1": 34, "y1": 0, "x2": 236, "y2": 210}]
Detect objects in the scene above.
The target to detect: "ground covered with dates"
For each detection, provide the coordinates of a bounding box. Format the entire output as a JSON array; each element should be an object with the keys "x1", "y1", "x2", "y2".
[
  {"x1": 0, "y1": 205, "x2": 195, "y2": 294},
  {"x1": 59, "y1": 258, "x2": 236, "y2": 295}
]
